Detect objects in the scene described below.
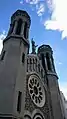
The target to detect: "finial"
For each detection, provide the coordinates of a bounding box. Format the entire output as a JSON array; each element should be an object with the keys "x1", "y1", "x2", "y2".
[{"x1": 31, "y1": 38, "x2": 38, "y2": 54}]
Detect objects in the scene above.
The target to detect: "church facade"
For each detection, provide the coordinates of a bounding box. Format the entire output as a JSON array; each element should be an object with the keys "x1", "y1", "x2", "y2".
[{"x1": 0, "y1": 10, "x2": 64, "y2": 119}]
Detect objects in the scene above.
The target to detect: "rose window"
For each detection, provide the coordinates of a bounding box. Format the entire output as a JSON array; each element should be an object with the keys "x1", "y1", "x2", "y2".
[{"x1": 28, "y1": 75, "x2": 45, "y2": 107}]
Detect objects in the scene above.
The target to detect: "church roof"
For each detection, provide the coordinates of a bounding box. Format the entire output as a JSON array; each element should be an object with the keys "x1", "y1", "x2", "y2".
[
  {"x1": 11, "y1": 9, "x2": 31, "y2": 22},
  {"x1": 38, "y1": 44, "x2": 53, "y2": 53}
]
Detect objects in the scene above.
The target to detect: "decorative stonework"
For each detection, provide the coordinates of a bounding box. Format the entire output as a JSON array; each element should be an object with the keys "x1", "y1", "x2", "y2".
[
  {"x1": 33, "y1": 115, "x2": 44, "y2": 119},
  {"x1": 24, "y1": 109, "x2": 45, "y2": 119},
  {"x1": 25, "y1": 75, "x2": 51, "y2": 119},
  {"x1": 28, "y1": 75, "x2": 45, "y2": 107},
  {"x1": 11, "y1": 10, "x2": 31, "y2": 27}
]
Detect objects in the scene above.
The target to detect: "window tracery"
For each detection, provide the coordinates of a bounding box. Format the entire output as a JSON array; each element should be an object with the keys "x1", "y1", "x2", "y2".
[{"x1": 28, "y1": 75, "x2": 45, "y2": 107}]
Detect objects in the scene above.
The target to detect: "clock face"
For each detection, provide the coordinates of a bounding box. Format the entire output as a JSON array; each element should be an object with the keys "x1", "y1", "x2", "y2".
[{"x1": 28, "y1": 75, "x2": 45, "y2": 107}]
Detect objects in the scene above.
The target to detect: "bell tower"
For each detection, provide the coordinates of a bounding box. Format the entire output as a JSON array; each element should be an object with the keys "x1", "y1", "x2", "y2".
[
  {"x1": 38, "y1": 45, "x2": 64, "y2": 119},
  {"x1": 7, "y1": 10, "x2": 30, "y2": 39},
  {"x1": 0, "y1": 10, "x2": 31, "y2": 119}
]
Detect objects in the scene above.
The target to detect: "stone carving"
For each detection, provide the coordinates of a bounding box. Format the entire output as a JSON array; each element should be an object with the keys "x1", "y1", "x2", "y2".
[
  {"x1": 31, "y1": 38, "x2": 38, "y2": 54},
  {"x1": 28, "y1": 74, "x2": 45, "y2": 107},
  {"x1": 11, "y1": 10, "x2": 31, "y2": 27},
  {"x1": 24, "y1": 109, "x2": 45, "y2": 119},
  {"x1": 25, "y1": 76, "x2": 50, "y2": 119}
]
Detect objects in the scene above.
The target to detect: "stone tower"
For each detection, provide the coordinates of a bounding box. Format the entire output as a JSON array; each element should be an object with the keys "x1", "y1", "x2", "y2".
[
  {"x1": 24, "y1": 43, "x2": 64, "y2": 119},
  {"x1": 0, "y1": 10, "x2": 31, "y2": 119},
  {"x1": 0, "y1": 10, "x2": 64, "y2": 119},
  {"x1": 37, "y1": 45, "x2": 64, "y2": 119}
]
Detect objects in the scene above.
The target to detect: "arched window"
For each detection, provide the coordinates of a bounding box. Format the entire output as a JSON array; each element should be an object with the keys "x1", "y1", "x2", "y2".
[
  {"x1": 51, "y1": 55, "x2": 55, "y2": 72},
  {"x1": 24, "y1": 22, "x2": 27, "y2": 39},
  {"x1": 30, "y1": 58, "x2": 32, "y2": 71},
  {"x1": 34, "y1": 114, "x2": 44, "y2": 119},
  {"x1": 41, "y1": 69, "x2": 43, "y2": 78},
  {"x1": 38, "y1": 64, "x2": 40, "y2": 72},
  {"x1": 33, "y1": 58, "x2": 35, "y2": 71},
  {"x1": 16, "y1": 19, "x2": 22, "y2": 35},
  {"x1": 35, "y1": 58, "x2": 37, "y2": 72},
  {"x1": 27, "y1": 59, "x2": 28, "y2": 72},
  {"x1": 46, "y1": 53, "x2": 51, "y2": 71},
  {"x1": 17, "y1": 91, "x2": 22, "y2": 113},
  {"x1": 36, "y1": 117, "x2": 41, "y2": 119},
  {"x1": 22, "y1": 53, "x2": 25, "y2": 63},
  {"x1": 11, "y1": 21, "x2": 15, "y2": 33},
  {"x1": 41, "y1": 54, "x2": 46, "y2": 71},
  {"x1": 8, "y1": 21, "x2": 15, "y2": 35},
  {"x1": 24, "y1": 115, "x2": 31, "y2": 119}
]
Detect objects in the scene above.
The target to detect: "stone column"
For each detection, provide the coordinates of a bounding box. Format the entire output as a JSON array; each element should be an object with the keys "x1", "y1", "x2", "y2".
[
  {"x1": 41, "y1": 69, "x2": 43, "y2": 78},
  {"x1": 49, "y1": 57, "x2": 53, "y2": 71},
  {"x1": 36, "y1": 62, "x2": 38, "y2": 73},
  {"x1": 31, "y1": 59, "x2": 33, "y2": 72},
  {"x1": 7, "y1": 24, "x2": 13, "y2": 36},
  {"x1": 27, "y1": 59, "x2": 29, "y2": 72},
  {"x1": 28, "y1": 58, "x2": 30, "y2": 72},
  {"x1": 45, "y1": 54, "x2": 52, "y2": 71},
  {"x1": 33, "y1": 58, "x2": 35, "y2": 71},
  {"x1": 34, "y1": 59, "x2": 36, "y2": 71},
  {"x1": 35, "y1": 58, "x2": 37, "y2": 72},
  {"x1": 21, "y1": 22, "x2": 25, "y2": 35},
  {"x1": 26, "y1": 27, "x2": 29, "y2": 39},
  {"x1": 44, "y1": 57, "x2": 48, "y2": 71},
  {"x1": 13, "y1": 20, "x2": 18, "y2": 34},
  {"x1": 30, "y1": 58, "x2": 32, "y2": 71},
  {"x1": 38, "y1": 63, "x2": 40, "y2": 73},
  {"x1": 51, "y1": 57, "x2": 56, "y2": 72}
]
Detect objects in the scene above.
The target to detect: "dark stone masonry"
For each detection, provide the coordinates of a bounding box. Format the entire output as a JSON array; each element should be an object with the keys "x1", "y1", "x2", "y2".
[{"x1": 0, "y1": 10, "x2": 64, "y2": 119}]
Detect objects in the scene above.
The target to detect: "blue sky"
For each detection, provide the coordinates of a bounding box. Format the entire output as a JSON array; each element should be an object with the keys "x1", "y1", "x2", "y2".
[{"x1": 0, "y1": 0, "x2": 67, "y2": 99}]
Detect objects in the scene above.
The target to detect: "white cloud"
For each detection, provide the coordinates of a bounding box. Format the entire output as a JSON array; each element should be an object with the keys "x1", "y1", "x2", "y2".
[
  {"x1": 24, "y1": 0, "x2": 45, "y2": 17},
  {"x1": 47, "y1": 0, "x2": 53, "y2": 12},
  {"x1": 22, "y1": 0, "x2": 67, "y2": 39},
  {"x1": 20, "y1": 0, "x2": 23, "y2": 4},
  {"x1": 58, "y1": 62, "x2": 62, "y2": 65},
  {"x1": 25, "y1": 0, "x2": 39, "y2": 4},
  {"x1": 0, "y1": 30, "x2": 6, "y2": 54},
  {"x1": 36, "y1": 3, "x2": 45, "y2": 16},
  {"x1": 30, "y1": 0, "x2": 39, "y2": 4},
  {"x1": 0, "y1": 30, "x2": 6, "y2": 40},
  {"x1": 0, "y1": 40, "x2": 3, "y2": 54},
  {"x1": 44, "y1": 0, "x2": 67, "y2": 39},
  {"x1": 59, "y1": 82, "x2": 67, "y2": 100}
]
